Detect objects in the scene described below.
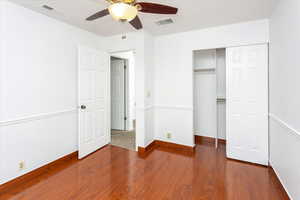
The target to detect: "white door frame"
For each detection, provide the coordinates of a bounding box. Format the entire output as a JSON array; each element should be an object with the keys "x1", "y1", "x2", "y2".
[{"x1": 109, "y1": 49, "x2": 137, "y2": 151}]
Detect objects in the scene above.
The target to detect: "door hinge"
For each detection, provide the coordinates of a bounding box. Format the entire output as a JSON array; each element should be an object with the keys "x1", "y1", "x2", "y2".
[
  {"x1": 124, "y1": 65, "x2": 127, "y2": 69},
  {"x1": 124, "y1": 117, "x2": 127, "y2": 121}
]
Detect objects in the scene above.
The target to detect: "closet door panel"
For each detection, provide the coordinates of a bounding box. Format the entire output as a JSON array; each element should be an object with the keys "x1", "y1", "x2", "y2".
[{"x1": 226, "y1": 44, "x2": 268, "y2": 165}]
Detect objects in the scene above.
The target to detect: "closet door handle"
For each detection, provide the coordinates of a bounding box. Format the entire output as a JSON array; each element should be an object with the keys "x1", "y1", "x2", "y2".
[{"x1": 81, "y1": 105, "x2": 86, "y2": 110}]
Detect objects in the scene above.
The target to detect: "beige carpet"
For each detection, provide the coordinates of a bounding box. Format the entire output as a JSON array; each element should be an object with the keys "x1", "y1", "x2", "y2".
[{"x1": 111, "y1": 130, "x2": 136, "y2": 151}]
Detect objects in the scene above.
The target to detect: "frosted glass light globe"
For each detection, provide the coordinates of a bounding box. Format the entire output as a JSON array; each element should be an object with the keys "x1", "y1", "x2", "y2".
[{"x1": 108, "y1": 3, "x2": 138, "y2": 21}]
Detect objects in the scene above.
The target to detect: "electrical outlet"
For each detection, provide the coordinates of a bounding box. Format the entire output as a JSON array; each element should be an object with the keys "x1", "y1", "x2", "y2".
[
  {"x1": 146, "y1": 91, "x2": 151, "y2": 98},
  {"x1": 19, "y1": 161, "x2": 25, "y2": 170},
  {"x1": 166, "y1": 132, "x2": 172, "y2": 139}
]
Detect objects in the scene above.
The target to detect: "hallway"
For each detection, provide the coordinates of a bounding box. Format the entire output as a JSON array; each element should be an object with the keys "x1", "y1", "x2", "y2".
[{"x1": 111, "y1": 130, "x2": 136, "y2": 151}]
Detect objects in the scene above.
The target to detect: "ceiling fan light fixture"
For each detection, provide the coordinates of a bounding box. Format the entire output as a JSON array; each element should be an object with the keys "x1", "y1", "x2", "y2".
[{"x1": 108, "y1": 3, "x2": 138, "y2": 22}]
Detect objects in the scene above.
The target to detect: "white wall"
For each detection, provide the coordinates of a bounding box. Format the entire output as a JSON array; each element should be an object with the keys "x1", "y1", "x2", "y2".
[
  {"x1": 269, "y1": 0, "x2": 300, "y2": 199},
  {"x1": 0, "y1": 0, "x2": 5, "y2": 183},
  {"x1": 154, "y1": 20, "x2": 269, "y2": 147},
  {"x1": 194, "y1": 71, "x2": 216, "y2": 138},
  {"x1": 144, "y1": 32, "x2": 155, "y2": 146},
  {"x1": 0, "y1": 1, "x2": 103, "y2": 184}
]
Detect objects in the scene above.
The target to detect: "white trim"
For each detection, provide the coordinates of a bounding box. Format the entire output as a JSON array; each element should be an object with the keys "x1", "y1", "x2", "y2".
[
  {"x1": 144, "y1": 105, "x2": 154, "y2": 111},
  {"x1": 136, "y1": 105, "x2": 193, "y2": 111},
  {"x1": 269, "y1": 113, "x2": 300, "y2": 138},
  {"x1": 269, "y1": 161, "x2": 293, "y2": 200},
  {"x1": 136, "y1": 105, "x2": 154, "y2": 111},
  {"x1": 191, "y1": 42, "x2": 269, "y2": 52},
  {"x1": 0, "y1": 109, "x2": 77, "y2": 127},
  {"x1": 154, "y1": 105, "x2": 193, "y2": 111},
  {"x1": 144, "y1": 139, "x2": 155, "y2": 148}
]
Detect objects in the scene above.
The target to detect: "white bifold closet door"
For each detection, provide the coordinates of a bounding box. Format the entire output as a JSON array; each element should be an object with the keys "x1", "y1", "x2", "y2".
[{"x1": 226, "y1": 44, "x2": 268, "y2": 165}]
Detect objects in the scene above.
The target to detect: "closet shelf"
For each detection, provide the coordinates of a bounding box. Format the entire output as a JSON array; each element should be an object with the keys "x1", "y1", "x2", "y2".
[
  {"x1": 194, "y1": 67, "x2": 216, "y2": 72},
  {"x1": 217, "y1": 98, "x2": 226, "y2": 103}
]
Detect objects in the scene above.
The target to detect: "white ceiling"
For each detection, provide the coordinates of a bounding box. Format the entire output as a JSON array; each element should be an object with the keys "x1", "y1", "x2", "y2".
[{"x1": 10, "y1": 0, "x2": 276, "y2": 36}]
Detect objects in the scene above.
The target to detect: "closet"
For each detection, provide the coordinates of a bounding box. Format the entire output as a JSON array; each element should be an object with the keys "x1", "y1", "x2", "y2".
[
  {"x1": 193, "y1": 44, "x2": 269, "y2": 165},
  {"x1": 193, "y1": 48, "x2": 226, "y2": 148}
]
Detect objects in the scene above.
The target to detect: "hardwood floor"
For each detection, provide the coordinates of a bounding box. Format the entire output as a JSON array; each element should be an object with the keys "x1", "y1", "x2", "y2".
[{"x1": 0, "y1": 143, "x2": 289, "y2": 200}]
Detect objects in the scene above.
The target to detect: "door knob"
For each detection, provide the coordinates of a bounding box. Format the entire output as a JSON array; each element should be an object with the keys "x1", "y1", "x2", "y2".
[{"x1": 81, "y1": 105, "x2": 86, "y2": 110}]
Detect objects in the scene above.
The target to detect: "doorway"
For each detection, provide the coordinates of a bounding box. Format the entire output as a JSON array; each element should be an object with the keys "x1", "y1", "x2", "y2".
[
  {"x1": 193, "y1": 48, "x2": 226, "y2": 148},
  {"x1": 110, "y1": 51, "x2": 136, "y2": 151}
]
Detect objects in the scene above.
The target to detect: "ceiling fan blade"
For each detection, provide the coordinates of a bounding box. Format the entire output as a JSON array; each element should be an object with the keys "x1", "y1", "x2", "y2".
[
  {"x1": 129, "y1": 16, "x2": 143, "y2": 30},
  {"x1": 86, "y1": 9, "x2": 109, "y2": 21},
  {"x1": 136, "y1": 2, "x2": 178, "y2": 14}
]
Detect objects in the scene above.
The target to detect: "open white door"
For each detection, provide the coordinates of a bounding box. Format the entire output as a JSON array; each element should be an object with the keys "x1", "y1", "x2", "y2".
[
  {"x1": 78, "y1": 46, "x2": 109, "y2": 159},
  {"x1": 111, "y1": 59, "x2": 125, "y2": 130},
  {"x1": 226, "y1": 44, "x2": 268, "y2": 165}
]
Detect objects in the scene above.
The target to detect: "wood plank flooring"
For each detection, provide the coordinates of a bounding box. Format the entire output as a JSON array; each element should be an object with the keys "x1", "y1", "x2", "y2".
[{"x1": 0, "y1": 143, "x2": 289, "y2": 200}]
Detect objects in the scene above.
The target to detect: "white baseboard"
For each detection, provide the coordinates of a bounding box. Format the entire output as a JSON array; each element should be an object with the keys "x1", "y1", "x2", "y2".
[{"x1": 269, "y1": 161, "x2": 293, "y2": 200}]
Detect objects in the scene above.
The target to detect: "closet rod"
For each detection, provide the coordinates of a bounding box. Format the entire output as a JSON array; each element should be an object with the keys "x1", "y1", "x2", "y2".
[
  {"x1": 216, "y1": 98, "x2": 226, "y2": 103},
  {"x1": 193, "y1": 68, "x2": 216, "y2": 72}
]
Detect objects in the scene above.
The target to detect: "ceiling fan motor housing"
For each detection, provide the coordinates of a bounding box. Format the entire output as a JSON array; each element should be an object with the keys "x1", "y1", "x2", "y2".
[{"x1": 110, "y1": 0, "x2": 136, "y2": 4}]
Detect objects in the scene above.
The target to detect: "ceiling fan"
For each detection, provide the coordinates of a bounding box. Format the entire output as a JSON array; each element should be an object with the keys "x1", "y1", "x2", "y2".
[{"x1": 86, "y1": 0, "x2": 178, "y2": 30}]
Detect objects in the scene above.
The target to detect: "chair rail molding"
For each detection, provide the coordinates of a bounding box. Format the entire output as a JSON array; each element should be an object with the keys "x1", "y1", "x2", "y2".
[
  {"x1": 154, "y1": 105, "x2": 193, "y2": 111},
  {"x1": 133, "y1": 105, "x2": 193, "y2": 111},
  {"x1": 136, "y1": 105, "x2": 154, "y2": 111},
  {"x1": 0, "y1": 109, "x2": 77, "y2": 127},
  {"x1": 269, "y1": 113, "x2": 300, "y2": 138}
]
